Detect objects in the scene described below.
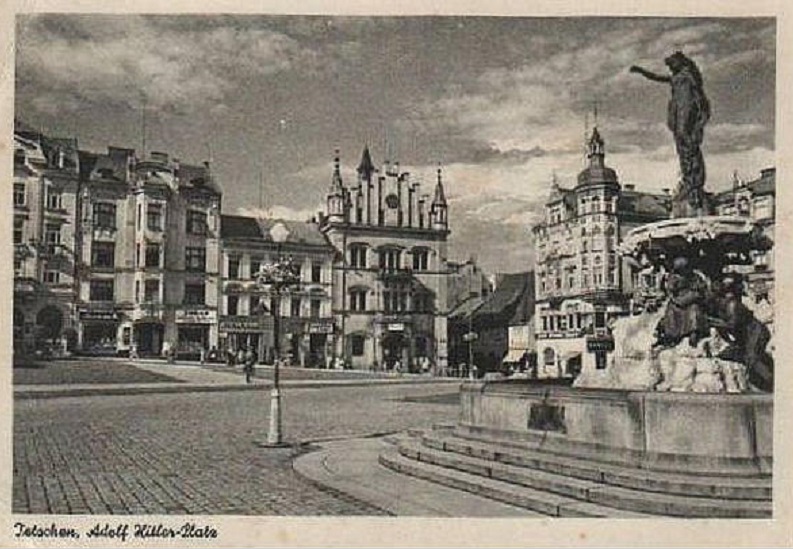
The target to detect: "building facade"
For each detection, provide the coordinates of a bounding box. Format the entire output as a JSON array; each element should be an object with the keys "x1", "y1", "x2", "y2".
[
  {"x1": 532, "y1": 128, "x2": 671, "y2": 378},
  {"x1": 320, "y1": 148, "x2": 451, "y2": 372},
  {"x1": 219, "y1": 216, "x2": 335, "y2": 366}
]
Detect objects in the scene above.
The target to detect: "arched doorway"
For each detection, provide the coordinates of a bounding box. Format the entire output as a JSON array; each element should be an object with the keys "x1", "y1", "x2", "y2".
[
  {"x1": 36, "y1": 305, "x2": 63, "y2": 343},
  {"x1": 382, "y1": 332, "x2": 406, "y2": 371}
]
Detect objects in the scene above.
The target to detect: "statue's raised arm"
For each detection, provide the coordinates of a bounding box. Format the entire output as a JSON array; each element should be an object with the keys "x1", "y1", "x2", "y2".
[{"x1": 630, "y1": 52, "x2": 710, "y2": 217}]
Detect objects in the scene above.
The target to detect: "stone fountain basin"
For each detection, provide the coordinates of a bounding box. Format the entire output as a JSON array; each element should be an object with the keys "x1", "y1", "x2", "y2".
[{"x1": 458, "y1": 381, "x2": 772, "y2": 476}]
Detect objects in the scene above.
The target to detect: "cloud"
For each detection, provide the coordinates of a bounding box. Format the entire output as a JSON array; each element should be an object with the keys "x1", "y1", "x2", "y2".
[{"x1": 16, "y1": 15, "x2": 313, "y2": 114}]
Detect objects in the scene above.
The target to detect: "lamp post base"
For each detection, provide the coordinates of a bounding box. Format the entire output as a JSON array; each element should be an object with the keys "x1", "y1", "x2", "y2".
[{"x1": 258, "y1": 388, "x2": 289, "y2": 448}]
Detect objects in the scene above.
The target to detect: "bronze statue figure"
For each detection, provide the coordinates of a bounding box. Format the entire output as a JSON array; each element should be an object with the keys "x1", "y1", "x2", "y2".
[{"x1": 631, "y1": 52, "x2": 711, "y2": 217}]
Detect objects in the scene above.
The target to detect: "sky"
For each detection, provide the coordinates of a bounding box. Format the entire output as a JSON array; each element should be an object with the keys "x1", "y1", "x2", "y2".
[{"x1": 15, "y1": 15, "x2": 776, "y2": 273}]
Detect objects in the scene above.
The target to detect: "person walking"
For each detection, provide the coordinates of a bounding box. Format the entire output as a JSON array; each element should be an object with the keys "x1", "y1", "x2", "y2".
[{"x1": 243, "y1": 347, "x2": 256, "y2": 384}]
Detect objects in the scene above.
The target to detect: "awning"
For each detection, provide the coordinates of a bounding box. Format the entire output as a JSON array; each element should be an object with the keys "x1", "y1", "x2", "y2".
[
  {"x1": 561, "y1": 350, "x2": 582, "y2": 361},
  {"x1": 503, "y1": 349, "x2": 528, "y2": 363}
]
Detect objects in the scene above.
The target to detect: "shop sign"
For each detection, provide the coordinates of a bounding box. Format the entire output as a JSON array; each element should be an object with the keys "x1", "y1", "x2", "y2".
[
  {"x1": 586, "y1": 337, "x2": 614, "y2": 352},
  {"x1": 308, "y1": 322, "x2": 334, "y2": 334},
  {"x1": 175, "y1": 309, "x2": 217, "y2": 324},
  {"x1": 80, "y1": 310, "x2": 118, "y2": 321},
  {"x1": 219, "y1": 316, "x2": 273, "y2": 333},
  {"x1": 388, "y1": 323, "x2": 405, "y2": 332}
]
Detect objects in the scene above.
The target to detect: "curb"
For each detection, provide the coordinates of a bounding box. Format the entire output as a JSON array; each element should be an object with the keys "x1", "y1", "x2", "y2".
[{"x1": 14, "y1": 378, "x2": 462, "y2": 400}]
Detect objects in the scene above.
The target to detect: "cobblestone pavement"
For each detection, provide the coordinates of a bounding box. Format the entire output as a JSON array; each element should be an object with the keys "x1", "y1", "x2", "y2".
[{"x1": 14, "y1": 383, "x2": 460, "y2": 515}]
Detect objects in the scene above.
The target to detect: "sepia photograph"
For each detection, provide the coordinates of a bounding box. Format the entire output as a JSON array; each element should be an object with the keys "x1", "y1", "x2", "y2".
[{"x1": 4, "y1": 2, "x2": 792, "y2": 547}]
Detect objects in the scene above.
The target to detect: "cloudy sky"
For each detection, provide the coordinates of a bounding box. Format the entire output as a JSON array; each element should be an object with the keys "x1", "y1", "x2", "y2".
[{"x1": 15, "y1": 15, "x2": 775, "y2": 272}]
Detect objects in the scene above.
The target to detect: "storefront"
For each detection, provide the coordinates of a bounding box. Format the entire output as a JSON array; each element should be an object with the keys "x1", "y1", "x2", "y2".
[
  {"x1": 175, "y1": 309, "x2": 216, "y2": 359},
  {"x1": 79, "y1": 309, "x2": 120, "y2": 355},
  {"x1": 306, "y1": 320, "x2": 334, "y2": 368},
  {"x1": 218, "y1": 315, "x2": 273, "y2": 363}
]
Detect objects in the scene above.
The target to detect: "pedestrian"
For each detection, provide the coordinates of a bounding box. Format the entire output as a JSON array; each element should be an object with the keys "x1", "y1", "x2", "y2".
[
  {"x1": 244, "y1": 348, "x2": 255, "y2": 384},
  {"x1": 199, "y1": 346, "x2": 206, "y2": 364}
]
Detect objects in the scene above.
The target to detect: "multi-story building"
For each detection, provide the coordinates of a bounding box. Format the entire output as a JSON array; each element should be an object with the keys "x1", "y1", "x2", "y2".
[
  {"x1": 320, "y1": 148, "x2": 451, "y2": 372},
  {"x1": 219, "y1": 215, "x2": 335, "y2": 366},
  {"x1": 13, "y1": 124, "x2": 81, "y2": 356},
  {"x1": 714, "y1": 167, "x2": 775, "y2": 301},
  {"x1": 532, "y1": 128, "x2": 671, "y2": 378}
]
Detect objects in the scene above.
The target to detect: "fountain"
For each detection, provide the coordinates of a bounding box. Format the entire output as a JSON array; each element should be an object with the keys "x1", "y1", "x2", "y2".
[{"x1": 380, "y1": 53, "x2": 773, "y2": 516}]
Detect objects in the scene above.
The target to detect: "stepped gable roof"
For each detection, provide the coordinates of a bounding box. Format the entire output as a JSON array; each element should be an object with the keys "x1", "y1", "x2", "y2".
[
  {"x1": 178, "y1": 162, "x2": 222, "y2": 194},
  {"x1": 257, "y1": 218, "x2": 331, "y2": 248},
  {"x1": 618, "y1": 190, "x2": 671, "y2": 217},
  {"x1": 221, "y1": 215, "x2": 263, "y2": 239},
  {"x1": 474, "y1": 272, "x2": 531, "y2": 320}
]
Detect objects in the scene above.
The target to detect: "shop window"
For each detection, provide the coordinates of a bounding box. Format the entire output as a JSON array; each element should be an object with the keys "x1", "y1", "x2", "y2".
[
  {"x1": 350, "y1": 289, "x2": 367, "y2": 312},
  {"x1": 184, "y1": 282, "x2": 205, "y2": 305},
  {"x1": 349, "y1": 245, "x2": 367, "y2": 268},
  {"x1": 185, "y1": 247, "x2": 206, "y2": 272},
  {"x1": 14, "y1": 183, "x2": 25, "y2": 207},
  {"x1": 543, "y1": 347, "x2": 555, "y2": 366},
  {"x1": 227, "y1": 295, "x2": 239, "y2": 316},
  {"x1": 92, "y1": 241, "x2": 115, "y2": 268},
  {"x1": 250, "y1": 258, "x2": 261, "y2": 279},
  {"x1": 122, "y1": 327, "x2": 131, "y2": 346},
  {"x1": 351, "y1": 335, "x2": 365, "y2": 357},
  {"x1": 145, "y1": 243, "x2": 160, "y2": 268},
  {"x1": 93, "y1": 202, "x2": 116, "y2": 230},
  {"x1": 291, "y1": 297, "x2": 301, "y2": 318},
  {"x1": 228, "y1": 255, "x2": 241, "y2": 279},
  {"x1": 311, "y1": 263, "x2": 322, "y2": 283},
  {"x1": 186, "y1": 210, "x2": 208, "y2": 235},
  {"x1": 310, "y1": 299, "x2": 321, "y2": 318},
  {"x1": 147, "y1": 203, "x2": 163, "y2": 231},
  {"x1": 412, "y1": 249, "x2": 429, "y2": 271},
  {"x1": 89, "y1": 279, "x2": 114, "y2": 301},
  {"x1": 144, "y1": 280, "x2": 159, "y2": 303}
]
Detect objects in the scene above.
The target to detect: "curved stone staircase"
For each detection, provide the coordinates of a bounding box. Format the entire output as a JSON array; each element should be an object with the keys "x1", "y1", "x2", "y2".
[{"x1": 379, "y1": 426, "x2": 772, "y2": 518}]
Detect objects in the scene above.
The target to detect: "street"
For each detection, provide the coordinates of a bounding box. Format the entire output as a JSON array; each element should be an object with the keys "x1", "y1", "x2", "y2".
[{"x1": 13, "y1": 382, "x2": 460, "y2": 515}]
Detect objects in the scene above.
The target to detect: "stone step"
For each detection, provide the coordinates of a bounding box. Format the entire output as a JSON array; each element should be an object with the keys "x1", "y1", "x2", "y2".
[
  {"x1": 396, "y1": 438, "x2": 771, "y2": 518},
  {"x1": 379, "y1": 445, "x2": 655, "y2": 518},
  {"x1": 422, "y1": 431, "x2": 771, "y2": 501}
]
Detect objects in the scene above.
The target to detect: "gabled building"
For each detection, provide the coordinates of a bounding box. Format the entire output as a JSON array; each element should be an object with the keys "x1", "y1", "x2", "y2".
[
  {"x1": 319, "y1": 148, "x2": 451, "y2": 372},
  {"x1": 532, "y1": 127, "x2": 671, "y2": 378},
  {"x1": 219, "y1": 215, "x2": 335, "y2": 366}
]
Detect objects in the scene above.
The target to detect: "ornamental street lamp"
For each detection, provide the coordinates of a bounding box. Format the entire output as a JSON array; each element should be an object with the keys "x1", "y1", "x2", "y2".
[{"x1": 256, "y1": 223, "x2": 300, "y2": 447}]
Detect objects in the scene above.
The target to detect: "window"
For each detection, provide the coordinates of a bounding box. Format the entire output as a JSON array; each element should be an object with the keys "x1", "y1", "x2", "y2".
[
  {"x1": 91, "y1": 242, "x2": 115, "y2": 268},
  {"x1": 349, "y1": 245, "x2": 367, "y2": 268},
  {"x1": 14, "y1": 219, "x2": 23, "y2": 244},
  {"x1": 559, "y1": 315, "x2": 567, "y2": 331},
  {"x1": 350, "y1": 289, "x2": 367, "y2": 311},
  {"x1": 93, "y1": 203, "x2": 116, "y2": 230},
  {"x1": 186, "y1": 210, "x2": 208, "y2": 235},
  {"x1": 250, "y1": 258, "x2": 261, "y2": 279},
  {"x1": 145, "y1": 244, "x2": 160, "y2": 268},
  {"x1": 412, "y1": 249, "x2": 429, "y2": 271},
  {"x1": 351, "y1": 335, "x2": 365, "y2": 357},
  {"x1": 310, "y1": 299, "x2": 321, "y2": 318},
  {"x1": 379, "y1": 249, "x2": 401, "y2": 271},
  {"x1": 228, "y1": 255, "x2": 241, "y2": 279},
  {"x1": 144, "y1": 280, "x2": 160, "y2": 303},
  {"x1": 291, "y1": 297, "x2": 301, "y2": 318},
  {"x1": 137, "y1": 205, "x2": 142, "y2": 231},
  {"x1": 185, "y1": 247, "x2": 206, "y2": 272},
  {"x1": 135, "y1": 280, "x2": 140, "y2": 302},
  {"x1": 89, "y1": 280, "x2": 114, "y2": 301},
  {"x1": 595, "y1": 350, "x2": 608, "y2": 370},
  {"x1": 384, "y1": 289, "x2": 408, "y2": 312},
  {"x1": 44, "y1": 270, "x2": 60, "y2": 284},
  {"x1": 45, "y1": 223, "x2": 61, "y2": 255},
  {"x1": 541, "y1": 317, "x2": 548, "y2": 331},
  {"x1": 46, "y1": 187, "x2": 62, "y2": 210},
  {"x1": 14, "y1": 183, "x2": 25, "y2": 207},
  {"x1": 14, "y1": 257, "x2": 22, "y2": 276},
  {"x1": 311, "y1": 264, "x2": 322, "y2": 283},
  {"x1": 249, "y1": 295, "x2": 261, "y2": 316},
  {"x1": 184, "y1": 282, "x2": 205, "y2": 305},
  {"x1": 543, "y1": 348, "x2": 555, "y2": 366},
  {"x1": 227, "y1": 295, "x2": 239, "y2": 316},
  {"x1": 147, "y1": 204, "x2": 163, "y2": 231}
]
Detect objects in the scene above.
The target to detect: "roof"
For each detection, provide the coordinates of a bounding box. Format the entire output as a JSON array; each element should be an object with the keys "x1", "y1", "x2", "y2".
[
  {"x1": 475, "y1": 272, "x2": 532, "y2": 319},
  {"x1": 178, "y1": 162, "x2": 221, "y2": 194},
  {"x1": 221, "y1": 215, "x2": 331, "y2": 248},
  {"x1": 714, "y1": 168, "x2": 776, "y2": 202},
  {"x1": 357, "y1": 146, "x2": 375, "y2": 176},
  {"x1": 448, "y1": 296, "x2": 487, "y2": 321}
]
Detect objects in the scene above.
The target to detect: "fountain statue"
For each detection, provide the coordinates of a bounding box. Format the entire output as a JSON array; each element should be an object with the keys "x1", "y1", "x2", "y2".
[{"x1": 574, "y1": 53, "x2": 774, "y2": 393}]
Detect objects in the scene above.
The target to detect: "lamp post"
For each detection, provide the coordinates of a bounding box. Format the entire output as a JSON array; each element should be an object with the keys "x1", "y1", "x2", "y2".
[{"x1": 256, "y1": 223, "x2": 300, "y2": 447}]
